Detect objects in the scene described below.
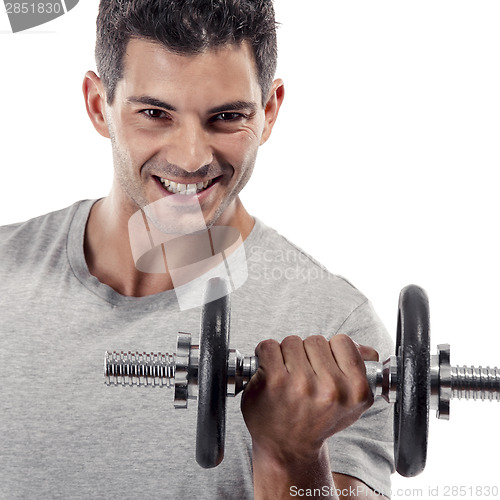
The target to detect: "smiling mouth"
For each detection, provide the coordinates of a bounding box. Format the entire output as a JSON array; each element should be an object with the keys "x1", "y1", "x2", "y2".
[{"x1": 156, "y1": 176, "x2": 217, "y2": 195}]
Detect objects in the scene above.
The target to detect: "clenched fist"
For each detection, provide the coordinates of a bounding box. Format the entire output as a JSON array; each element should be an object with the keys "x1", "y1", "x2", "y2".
[{"x1": 241, "y1": 334, "x2": 379, "y2": 499}]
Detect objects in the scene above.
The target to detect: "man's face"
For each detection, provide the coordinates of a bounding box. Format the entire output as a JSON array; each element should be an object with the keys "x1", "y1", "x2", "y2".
[{"x1": 103, "y1": 39, "x2": 273, "y2": 231}]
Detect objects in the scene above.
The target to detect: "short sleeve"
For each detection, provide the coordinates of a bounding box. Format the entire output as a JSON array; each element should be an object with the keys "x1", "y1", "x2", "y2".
[{"x1": 327, "y1": 299, "x2": 395, "y2": 497}]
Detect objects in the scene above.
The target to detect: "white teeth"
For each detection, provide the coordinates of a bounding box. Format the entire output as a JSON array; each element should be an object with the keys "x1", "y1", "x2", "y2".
[{"x1": 160, "y1": 177, "x2": 214, "y2": 195}]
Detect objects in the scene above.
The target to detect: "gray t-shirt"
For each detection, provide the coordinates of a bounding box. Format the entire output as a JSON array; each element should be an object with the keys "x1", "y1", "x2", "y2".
[{"x1": 0, "y1": 200, "x2": 394, "y2": 499}]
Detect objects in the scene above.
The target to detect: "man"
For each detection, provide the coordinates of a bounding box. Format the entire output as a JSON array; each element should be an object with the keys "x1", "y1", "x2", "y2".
[{"x1": 0, "y1": 1, "x2": 393, "y2": 498}]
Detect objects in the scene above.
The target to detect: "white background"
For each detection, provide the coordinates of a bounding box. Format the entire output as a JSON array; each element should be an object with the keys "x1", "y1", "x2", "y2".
[{"x1": 1, "y1": 1, "x2": 500, "y2": 498}]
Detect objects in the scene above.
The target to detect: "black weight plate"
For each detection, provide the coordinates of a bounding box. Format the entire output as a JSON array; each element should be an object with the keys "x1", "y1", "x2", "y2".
[
  {"x1": 394, "y1": 285, "x2": 431, "y2": 477},
  {"x1": 196, "y1": 278, "x2": 231, "y2": 468}
]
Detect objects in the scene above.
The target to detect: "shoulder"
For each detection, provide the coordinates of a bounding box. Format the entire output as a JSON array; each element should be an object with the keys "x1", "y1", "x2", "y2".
[
  {"x1": 0, "y1": 200, "x2": 91, "y2": 266},
  {"x1": 242, "y1": 219, "x2": 382, "y2": 336},
  {"x1": 246, "y1": 218, "x2": 366, "y2": 303},
  {"x1": 242, "y1": 217, "x2": 394, "y2": 360}
]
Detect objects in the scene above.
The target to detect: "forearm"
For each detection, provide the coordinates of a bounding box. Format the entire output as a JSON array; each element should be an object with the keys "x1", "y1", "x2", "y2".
[{"x1": 252, "y1": 441, "x2": 338, "y2": 500}]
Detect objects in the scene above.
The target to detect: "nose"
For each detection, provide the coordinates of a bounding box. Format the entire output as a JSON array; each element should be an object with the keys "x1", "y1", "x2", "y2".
[{"x1": 164, "y1": 119, "x2": 213, "y2": 173}]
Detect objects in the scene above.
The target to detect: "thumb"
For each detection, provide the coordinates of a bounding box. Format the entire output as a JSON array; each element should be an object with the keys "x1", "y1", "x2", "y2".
[{"x1": 354, "y1": 342, "x2": 379, "y2": 362}]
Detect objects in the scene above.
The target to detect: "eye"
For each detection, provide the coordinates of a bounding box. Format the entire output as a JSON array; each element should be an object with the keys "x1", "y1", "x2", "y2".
[
  {"x1": 142, "y1": 109, "x2": 169, "y2": 120},
  {"x1": 211, "y1": 112, "x2": 245, "y2": 122}
]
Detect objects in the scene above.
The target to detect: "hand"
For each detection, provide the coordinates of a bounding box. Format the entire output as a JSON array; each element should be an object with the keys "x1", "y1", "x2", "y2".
[{"x1": 241, "y1": 334, "x2": 379, "y2": 465}]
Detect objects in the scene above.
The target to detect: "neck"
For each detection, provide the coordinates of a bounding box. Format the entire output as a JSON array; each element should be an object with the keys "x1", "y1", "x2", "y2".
[{"x1": 84, "y1": 193, "x2": 254, "y2": 297}]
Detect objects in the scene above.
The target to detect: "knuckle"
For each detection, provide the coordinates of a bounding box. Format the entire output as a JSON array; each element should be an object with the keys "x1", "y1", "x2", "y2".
[
  {"x1": 317, "y1": 376, "x2": 343, "y2": 405},
  {"x1": 256, "y1": 338, "x2": 279, "y2": 354},
  {"x1": 281, "y1": 335, "x2": 303, "y2": 348},
  {"x1": 304, "y1": 334, "x2": 327, "y2": 349},
  {"x1": 321, "y1": 386, "x2": 342, "y2": 406},
  {"x1": 330, "y1": 333, "x2": 352, "y2": 349},
  {"x1": 291, "y1": 375, "x2": 313, "y2": 398},
  {"x1": 335, "y1": 333, "x2": 350, "y2": 341}
]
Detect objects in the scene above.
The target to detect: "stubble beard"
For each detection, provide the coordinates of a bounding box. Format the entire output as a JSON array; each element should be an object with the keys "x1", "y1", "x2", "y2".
[{"x1": 109, "y1": 130, "x2": 258, "y2": 236}]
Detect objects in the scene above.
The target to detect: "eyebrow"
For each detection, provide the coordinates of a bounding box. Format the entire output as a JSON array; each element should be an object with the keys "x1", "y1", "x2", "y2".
[
  {"x1": 127, "y1": 96, "x2": 177, "y2": 111},
  {"x1": 126, "y1": 96, "x2": 257, "y2": 114},
  {"x1": 208, "y1": 100, "x2": 258, "y2": 114}
]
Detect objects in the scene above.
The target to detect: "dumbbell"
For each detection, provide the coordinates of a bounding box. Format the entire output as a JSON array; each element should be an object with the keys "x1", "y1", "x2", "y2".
[{"x1": 104, "y1": 278, "x2": 500, "y2": 477}]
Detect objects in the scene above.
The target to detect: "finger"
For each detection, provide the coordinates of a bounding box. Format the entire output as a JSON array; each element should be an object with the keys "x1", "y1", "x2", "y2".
[
  {"x1": 302, "y1": 335, "x2": 341, "y2": 378},
  {"x1": 329, "y1": 334, "x2": 367, "y2": 377},
  {"x1": 330, "y1": 335, "x2": 375, "y2": 410},
  {"x1": 279, "y1": 335, "x2": 314, "y2": 376},
  {"x1": 255, "y1": 339, "x2": 287, "y2": 375},
  {"x1": 356, "y1": 343, "x2": 379, "y2": 362}
]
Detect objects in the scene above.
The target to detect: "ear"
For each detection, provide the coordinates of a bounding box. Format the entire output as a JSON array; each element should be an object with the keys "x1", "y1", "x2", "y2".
[
  {"x1": 82, "y1": 71, "x2": 110, "y2": 139},
  {"x1": 260, "y1": 79, "x2": 285, "y2": 146}
]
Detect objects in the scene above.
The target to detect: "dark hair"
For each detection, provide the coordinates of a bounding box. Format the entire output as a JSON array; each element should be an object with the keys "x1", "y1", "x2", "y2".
[{"x1": 95, "y1": 0, "x2": 278, "y2": 106}]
